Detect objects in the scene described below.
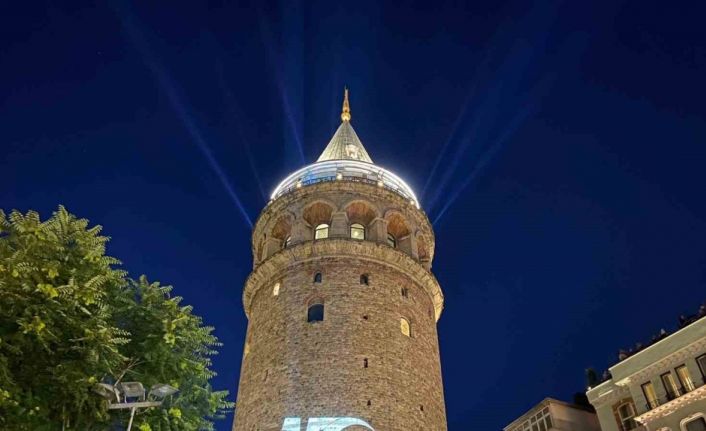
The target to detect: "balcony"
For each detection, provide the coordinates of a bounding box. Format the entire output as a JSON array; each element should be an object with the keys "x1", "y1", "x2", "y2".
[
  {"x1": 637, "y1": 376, "x2": 706, "y2": 423},
  {"x1": 270, "y1": 159, "x2": 420, "y2": 208},
  {"x1": 643, "y1": 376, "x2": 706, "y2": 411}
]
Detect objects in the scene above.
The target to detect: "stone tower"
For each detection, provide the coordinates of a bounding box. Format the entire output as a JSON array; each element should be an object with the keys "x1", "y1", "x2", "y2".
[{"x1": 232, "y1": 89, "x2": 446, "y2": 431}]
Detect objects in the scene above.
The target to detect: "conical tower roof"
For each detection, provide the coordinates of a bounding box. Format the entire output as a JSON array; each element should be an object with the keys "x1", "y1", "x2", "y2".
[{"x1": 317, "y1": 88, "x2": 373, "y2": 163}]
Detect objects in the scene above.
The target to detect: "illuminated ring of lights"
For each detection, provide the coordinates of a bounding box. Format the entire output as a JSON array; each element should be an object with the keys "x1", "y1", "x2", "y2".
[{"x1": 270, "y1": 160, "x2": 420, "y2": 208}]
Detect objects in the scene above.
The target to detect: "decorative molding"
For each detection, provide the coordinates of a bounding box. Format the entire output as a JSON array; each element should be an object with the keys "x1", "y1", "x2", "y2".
[
  {"x1": 243, "y1": 238, "x2": 444, "y2": 321},
  {"x1": 635, "y1": 385, "x2": 706, "y2": 424},
  {"x1": 589, "y1": 384, "x2": 631, "y2": 408},
  {"x1": 617, "y1": 337, "x2": 706, "y2": 385}
]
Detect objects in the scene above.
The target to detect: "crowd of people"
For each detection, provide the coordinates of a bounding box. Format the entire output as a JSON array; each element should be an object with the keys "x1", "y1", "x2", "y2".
[{"x1": 586, "y1": 300, "x2": 706, "y2": 387}]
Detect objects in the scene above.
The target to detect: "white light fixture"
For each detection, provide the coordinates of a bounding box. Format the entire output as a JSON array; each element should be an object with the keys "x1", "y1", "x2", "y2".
[
  {"x1": 118, "y1": 382, "x2": 145, "y2": 400},
  {"x1": 94, "y1": 383, "x2": 120, "y2": 402},
  {"x1": 96, "y1": 381, "x2": 178, "y2": 431},
  {"x1": 149, "y1": 383, "x2": 179, "y2": 400}
]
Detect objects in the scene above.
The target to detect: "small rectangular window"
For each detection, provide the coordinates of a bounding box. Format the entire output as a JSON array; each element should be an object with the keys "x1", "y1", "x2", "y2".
[
  {"x1": 642, "y1": 382, "x2": 659, "y2": 409},
  {"x1": 660, "y1": 372, "x2": 680, "y2": 399},
  {"x1": 350, "y1": 224, "x2": 365, "y2": 240},
  {"x1": 315, "y1": 224, "x2": 329, "y2": 240},
  {"x1": 685, "y1": 418, "x2": 706, "y2": 431},
  {"x1": 676, "y1": 365, "x2": 695, "y2": 392},
  {"x1": 617, "y1": 402, "x2": 637, "y2": 431},
  {"x1": 697, "y1": 354, "x2": 706, "y2": 379}
]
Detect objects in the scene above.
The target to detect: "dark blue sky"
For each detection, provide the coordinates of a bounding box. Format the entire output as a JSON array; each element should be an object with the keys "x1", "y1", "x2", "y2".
[{"x1": 2, "y1": 1, "x2": 706, "y2": 429}]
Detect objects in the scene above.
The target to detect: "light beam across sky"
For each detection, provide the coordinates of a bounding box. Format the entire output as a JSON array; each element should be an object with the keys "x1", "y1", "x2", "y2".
[{"x1": 114, "y1": 4, "x2": 254, "y2": 229}]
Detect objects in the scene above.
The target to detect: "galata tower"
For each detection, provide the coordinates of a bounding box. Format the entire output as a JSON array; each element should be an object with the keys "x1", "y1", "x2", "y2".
[{"x1": 233, "y1": 89, "x2": 446, "y2": 431}]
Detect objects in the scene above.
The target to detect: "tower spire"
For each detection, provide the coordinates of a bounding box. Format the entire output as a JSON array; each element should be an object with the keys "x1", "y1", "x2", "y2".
[{"x1": 341, "y1": 87, "x2": 351, "y2": 122}]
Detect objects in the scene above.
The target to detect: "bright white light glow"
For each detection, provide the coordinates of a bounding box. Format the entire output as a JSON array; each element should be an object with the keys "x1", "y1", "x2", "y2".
[
  {"x1": 282, "y1": 417, "x2": 375, "y2": 431},
  {"x1": 270, "y1": 160, "x2": 419, "y2": 208}
]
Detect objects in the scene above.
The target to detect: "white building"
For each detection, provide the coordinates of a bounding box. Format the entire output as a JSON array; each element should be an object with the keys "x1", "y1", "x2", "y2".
[
  {"x1": 586, "y1": 316, "x2": 706, "y2": 431},
  {"x1": 504, "y1": 398, "x2": 601, "y2": 431}
]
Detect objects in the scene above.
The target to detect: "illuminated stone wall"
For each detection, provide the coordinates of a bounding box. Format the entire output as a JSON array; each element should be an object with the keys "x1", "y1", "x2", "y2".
[{"x1": 232, "y1": 180, "x2": 447, "y2": 431}]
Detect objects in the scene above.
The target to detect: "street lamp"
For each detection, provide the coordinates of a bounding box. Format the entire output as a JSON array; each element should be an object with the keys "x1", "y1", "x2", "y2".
[{"x1": 94, "y1": 381, "x2": 178, "y2": 431}]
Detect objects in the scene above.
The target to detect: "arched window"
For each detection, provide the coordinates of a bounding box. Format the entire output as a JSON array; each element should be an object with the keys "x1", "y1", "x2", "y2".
[
  {"x1": 313, "y1": 272, "x2": 322, "y2": 283},
  {"x1": 307, "y1": 301, "x2": 324, "y2": 323},
  {"x1": 400, "y1": 317, "x2": 411, "y2": 337},
  {"x1": 387, "y1": 233, "x2": 396, "y2": 248},
  {"x1": 683, "y1": 416, "x2": 706, "y2": 431},
  {"x1": 283, "y1": 236, "x2": 291, "y2": 248},
  {"x1": 360, "y1": 274, "x2": 369, "y2": 285},
  {"x1": 315, "y1": 224, "x2": 329, "y2": 240},
  {"x1": 273, "y1": 282, "x2": 281, "y2": 296},
  {"x1": 615, "y1": 401, "x2": 637, "y2": 431},
  {"x1": 350, "y1": 223, "x2": 365, "y2": 240}
]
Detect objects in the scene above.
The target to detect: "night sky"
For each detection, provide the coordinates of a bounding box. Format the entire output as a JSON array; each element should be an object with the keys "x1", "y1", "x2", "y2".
[{"x1": 2, "y1": 1, "x2": 706, "y2": 429}]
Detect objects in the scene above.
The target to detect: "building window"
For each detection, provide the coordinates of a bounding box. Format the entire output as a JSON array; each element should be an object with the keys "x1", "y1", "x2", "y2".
[
  {"x1": 313, "y1": 272, "x2": 322, "y2": 283},
  {"x1": 387, "y1": 233, "x2": 396, "y2": 248},
  {"x1": 400, "y1": 318, "x2": 411, "y2": 337},
  {"x1": 360, "y1": 274, "x2": 369, "y2": 285},
  {"x1": 283, "y1": 236, "x2": 291, "y2": 248},
  {"x1": 683, "y1": 417, "x2": 706, "y2": 431},
  {"x1": 401, "y1": 287, "x2": 409, "y2": 298},
  {"x1": 273, "y1": 282, "x2": 280, "y2": 296},
  {"x1": 307, "y1": 302, "x2": 324, "y2": 323},
  {"x1": 616, "y1": 402, "x2": 637, "y2": 431},
  {"x1": 697, "y1": 354, "x2": 706, "y2": 379},
  {"x1": 676, "y1": 365, "x2": 696, "y2": 392},
  {"x1": 363, "y1": 358, "x2": 368, "y2": 368},
  {"x1": 661, "y1": 372, "x2": 680, "y2": 400},
  {"x1": 315, "y1": 224, "x2": 329, "y2": 239},
  {"x1": 642, "y1": 382, "x2": 659, "y2": 409},
  {"x1": 510, "y1": 407, "x2": 552, "y2": 431},
  {"x1": 350, "y1": 223, "x2": 365, "y2": 240}
]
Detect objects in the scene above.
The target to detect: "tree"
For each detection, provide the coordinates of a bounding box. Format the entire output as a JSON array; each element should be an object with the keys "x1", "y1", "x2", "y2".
[{"x1": 0, "y1": 206, "x2": 232, "y2": 430}]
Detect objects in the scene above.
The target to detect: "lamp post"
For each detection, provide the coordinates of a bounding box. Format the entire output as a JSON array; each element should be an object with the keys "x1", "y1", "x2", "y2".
[{"x1": 95, "y1": 382, "x2": 178, "y2": 431}]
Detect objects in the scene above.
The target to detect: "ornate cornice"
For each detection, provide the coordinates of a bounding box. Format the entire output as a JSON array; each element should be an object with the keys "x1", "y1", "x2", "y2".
[
  {"x1": 588, "y1": 382, "x2": 631, "y2": 408},
  {"x1": 242, "y1": 238, "x2": 444, "y2": 321},
  {"x1": 615, "y1": 336, "x2": 706, "y2": 385}
]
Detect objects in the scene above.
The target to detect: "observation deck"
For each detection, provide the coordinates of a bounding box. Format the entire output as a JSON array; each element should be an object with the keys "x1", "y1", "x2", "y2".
[{"x1": 270, "y1": 159, "x2": 420, "y2": 208}]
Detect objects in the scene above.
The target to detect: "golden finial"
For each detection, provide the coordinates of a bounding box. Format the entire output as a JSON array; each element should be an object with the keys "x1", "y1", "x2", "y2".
[{"x1": 341, "y1": 87, "x2": 351, "y2": 122}]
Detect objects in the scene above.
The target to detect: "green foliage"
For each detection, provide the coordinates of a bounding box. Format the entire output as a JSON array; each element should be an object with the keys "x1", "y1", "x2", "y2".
[{"x1": 0, "y1": 206, "x2": 233, "y2": 430}]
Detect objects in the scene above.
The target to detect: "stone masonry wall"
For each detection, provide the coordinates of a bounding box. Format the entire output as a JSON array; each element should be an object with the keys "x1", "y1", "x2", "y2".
[
  {"x1": 233, "y1": 256, "x2": 446, "y2": 431},
  {"x1": 233, "y1": 181, "x2": 447, "y2": 431}
]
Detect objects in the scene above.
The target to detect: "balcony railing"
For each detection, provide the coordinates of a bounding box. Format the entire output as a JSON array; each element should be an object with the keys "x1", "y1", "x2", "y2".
[
  {"x1": 644, "y1": 375, "x2": 706, "y2": 411},
  {"x1": 270, "y1": 159, "x2": 420, "y2": 208}
]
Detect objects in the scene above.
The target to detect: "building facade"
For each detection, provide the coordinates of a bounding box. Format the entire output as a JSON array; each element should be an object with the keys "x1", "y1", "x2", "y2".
[
  {"x1": 232, "y1": 90, "x2": 447, "y2": 431},
  {"x1": 504, "y1": 398, "x2": 601, "y2": 431},
  {"x1": 586, "y1": 316, "x2": 706, "y2": 431}
]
